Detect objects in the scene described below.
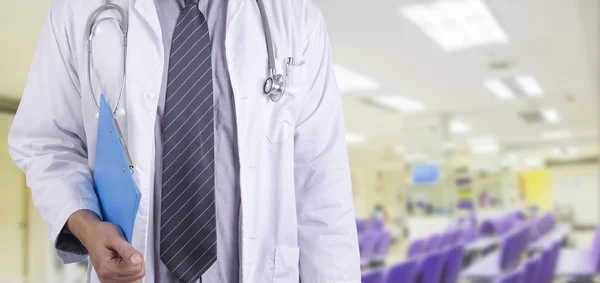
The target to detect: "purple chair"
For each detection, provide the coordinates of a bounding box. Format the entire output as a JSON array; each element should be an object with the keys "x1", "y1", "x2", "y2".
[
  {"x1": 540, "y1": 242, "x2": 560, "y2": 283},
  {"x1": 371, "y1": 218, "x2": 384, "y2": 231},
  {"x1": 529, "y1": 214, "x2": 571, "y2": 251},
  {"x1": 495, "y1": 268, "x2": 525, "y2": 283},
  {"x1": 423, "y1": 234, "x2": 442, "y2": 253},
  {"x1": 439, "y1": 232, "x2": 454, "y2": 249},
  {"x1": 416, "y1": 251, "x2": 446, "y2": 283},
  {"x1": 372, "y1": 231, "x2": 392, "y2": 264},
  {"x1": 461, "y1": 227, "x2": 478, "y2": 244},
  {"x1": 407, "y1": 238, "x2": 425, "y2": 257},
  {"x1": 524, "y1": 255, "x2": 542, "y2": 283},
  {"x1": 441, "y1": 245, "x2": 464, "y2": 283},
  {"x1": 449, "y1": 230, "x2": 462, "y2": 245},
  {"x1": 555, "y1": 227, "x2": 600, "y2": 278},
  {"x1": 499, "y1": 232, "x2": 519, "y2": 271},
  {"x1": 385, "y1": 260, "x2": 417, "y2": 283},
  {"x1": 479, "y1": 219, "x2": 496, "y2": 236},
  {"x1": 359, "y1": 232, "x2": 378, "y2": 266},
  {"x1": 357, "y1": 219, "x2": 370, "y2": 234},
  {"x1": 462, "y1": 228, "x2": 526, "y2": 279},
  {"x1": 361, "y1": 269, "x2": 384, "y2": 283}
]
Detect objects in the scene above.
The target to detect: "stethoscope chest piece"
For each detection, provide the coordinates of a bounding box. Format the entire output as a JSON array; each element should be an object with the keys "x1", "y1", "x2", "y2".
[{"x1": 263, "y1": 74, "x2": 286, "y2": 102}]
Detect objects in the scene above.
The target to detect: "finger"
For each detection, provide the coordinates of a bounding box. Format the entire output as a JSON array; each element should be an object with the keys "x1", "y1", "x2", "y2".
[
  {"x1": 108, "y1": 233, "x2": 144, "y2": 266},
  {"x1": 104, "y1": 256, "x2": 144, "y2": 277},
  {"x1": 111, "y1": 263, "x2": 145, "y2": 283}
]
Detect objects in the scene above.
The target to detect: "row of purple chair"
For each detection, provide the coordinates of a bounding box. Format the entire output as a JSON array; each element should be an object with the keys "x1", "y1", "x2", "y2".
[
  {"x1": 496, "y1": 242, "x2": 561, "y2": 283},
  {"x1": 407, "y1": 229, "x2": 466, "y2": 258},
  {"x1": 462, "y1": 221, "x2": 532, "y2": 279},
  {"x1": 357, "y1": 219, "x2": 385, "y2": 235},
  {"x1": 529, "y1": 212, "x2": 572, "y2": 251},
  {"x1": 479, "y1": 211, "x2": 525, "y2": 237},
  {"x1": 360, "y1": 230, "x2": 392, "y2": 267},
  {"x1": 530, "y1": 212, "x2": 556, "y2": 240},
  {"x1": 362, "y1": 244, "x2": 464, "y2": 283}
]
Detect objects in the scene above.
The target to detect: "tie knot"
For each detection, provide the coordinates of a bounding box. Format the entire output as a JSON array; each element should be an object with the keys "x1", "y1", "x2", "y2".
[{"x1": 185, "y1": 0, "x2": 198, "y2": 5}]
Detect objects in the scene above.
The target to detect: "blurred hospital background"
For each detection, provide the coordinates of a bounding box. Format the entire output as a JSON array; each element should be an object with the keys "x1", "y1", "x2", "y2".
[{"x1": 0, "y1": 0, "x2": 599, "y2": 282}]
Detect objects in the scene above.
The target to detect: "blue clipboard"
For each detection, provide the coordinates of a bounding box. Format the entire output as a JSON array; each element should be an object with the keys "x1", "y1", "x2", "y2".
[{"x1": 93, "y1": 94, "x2": 141, "y2": 243}]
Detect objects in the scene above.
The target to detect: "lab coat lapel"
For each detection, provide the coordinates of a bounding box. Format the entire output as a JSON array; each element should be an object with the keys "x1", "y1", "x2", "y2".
[
  {"x1": 121, "y1": 0, "x2": 163, "y2": 266},
  {"x1": 132, "y1": 0, "x2": 162, "y2": 41},
  {"x1": 225, "y1": 1, "x2": 271, "y2": 282}
]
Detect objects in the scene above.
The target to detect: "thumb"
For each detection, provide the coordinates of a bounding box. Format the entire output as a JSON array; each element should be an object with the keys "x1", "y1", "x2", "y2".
[{"x1": 110, "y1": 234, "x2": 143, "y2": 265}]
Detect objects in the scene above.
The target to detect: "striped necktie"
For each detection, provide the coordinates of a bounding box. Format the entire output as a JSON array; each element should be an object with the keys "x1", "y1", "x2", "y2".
[{"x1": 160, "y1": 1, "x2": 216, "y2": 282}]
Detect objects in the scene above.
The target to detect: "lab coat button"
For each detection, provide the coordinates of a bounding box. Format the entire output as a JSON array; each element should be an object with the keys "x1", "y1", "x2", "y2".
[{"x1": 143, "y1": 91, "x2": 156, "y2": 101}]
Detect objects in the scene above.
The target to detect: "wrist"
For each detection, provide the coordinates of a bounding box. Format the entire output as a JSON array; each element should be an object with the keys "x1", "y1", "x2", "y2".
[{"x1": 67, "y1": 209, "x2": 101, "y2": 248}]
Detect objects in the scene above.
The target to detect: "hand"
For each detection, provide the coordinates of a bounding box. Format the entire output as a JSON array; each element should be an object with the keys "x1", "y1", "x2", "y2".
[{"x1": 67, "y1": 210, "x2": 145, "y2": 283}]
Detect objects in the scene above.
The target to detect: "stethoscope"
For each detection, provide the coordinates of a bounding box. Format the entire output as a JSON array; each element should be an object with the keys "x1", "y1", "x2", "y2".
[{"x1": 85, "y1": 0, "x2": 286, "y2": 117}]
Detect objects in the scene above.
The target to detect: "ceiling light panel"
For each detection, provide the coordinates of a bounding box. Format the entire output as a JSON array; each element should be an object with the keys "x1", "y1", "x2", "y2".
[
  {"x1": 372, "y1": 95, "x2": 426, "y2": 113},
  {"x1": 515, "y1": 75, "x2": 543, "y2": 96},
  {"x1": 484, "y1": 79, "x2": 515, "y2": 100},
  {"x1": 471, "y1": 143, "x2": 499, "y2": 154},
  {"x1": 400, "y1": 0, "x2": 508, "y2": 51},
  {"x1": 542, "y1": 130, "x2": 570, "y2": 140},
  {"x1": 405, "y1": 152, "x2": 429, "y2": 161},
  {"x1": 467, "y1": 136, "x2": 496, "y2": 146},
  {"x1": 333, "y1": 65, "x2": 381, "y2": 93},
  {"x1": 394, "y1": 145, "x2": 406, "y2": 154},
  {"x1": 450, "y1": 120, "x2": 472, "y2": 134},
  {"x1": 541, "y1": 109, "x2": 560, "y2": 123},
  {"x1": 346, "y1": 133, "x2": 367, "y2": 144}
]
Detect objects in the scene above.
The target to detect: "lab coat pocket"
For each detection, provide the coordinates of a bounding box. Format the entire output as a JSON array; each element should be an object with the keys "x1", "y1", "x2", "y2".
[
  {"x1": 265, "y1": 58, "x2": 306, "y2": 144},
  {"x1": 273, "y1": 246, "x2": 300, "y2": 282},
  {"x1": 266, "y1": 110, "x2": 294, "y2": 144}
]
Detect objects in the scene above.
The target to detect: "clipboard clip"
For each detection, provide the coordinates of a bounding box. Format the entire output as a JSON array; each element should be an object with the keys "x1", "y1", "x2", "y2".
[{"x1": 112, "y1": 118, "x2": 134, "y2": 171}]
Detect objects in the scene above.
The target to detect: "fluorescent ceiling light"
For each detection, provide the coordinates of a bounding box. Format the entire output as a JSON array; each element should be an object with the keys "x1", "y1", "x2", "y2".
[
  {"x1": 393, "y1": 145, "x2": 406, "y2": 154},
  {"x1": 400, "y1": 0, "x2": 508, "y2": 51},
  {"x1": 471, "y1": 143, "x2": 499, "y2": 154},
  {"x1": 484, "y1": 79, "x2": 515, "y2": 100},
  {"x1": 524, "y1": 157, "x2": 543, "y2": 168},
  {"x1": 551, "y1": 147, "x2": 563, "y2": 156},
  {"x1": 467, "y1": 136, "x2": 496, "y2": 146},
  {"x1": 346, "y1": 133, "x2": 367, "y2": 144},
  {"x1": 372, "y1": 95, "x2": 426, "y2": 113},
  {"x1": 551, "y1": 146, "x2": 578, "y2": 157},
  {"x1": 541, "y1": 108, "x2": 560, "y2": 123},
  {"x1": 333, "y1": 65, "x2": 381, "y2": 93},
  {"x1": 442, "y1": 142, "x2": 456, "y2": 150},
  {"x1": 405, "y1": 152, "x2": 429, "y2": 161},
  {"x1": 542, "y1": 130, "x2": 570, "y2": 140},
  {"x1": 450, "y1": 120, "x2": 472, "y2": 134},
  {"x1": 515, "y1": 75, "x2": 544, "y2": 97}
]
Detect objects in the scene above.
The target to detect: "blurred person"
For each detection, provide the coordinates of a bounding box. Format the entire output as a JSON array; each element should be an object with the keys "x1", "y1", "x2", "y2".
[{"x1": 8, "y1": 0, "x2": 360, "y2": 282}]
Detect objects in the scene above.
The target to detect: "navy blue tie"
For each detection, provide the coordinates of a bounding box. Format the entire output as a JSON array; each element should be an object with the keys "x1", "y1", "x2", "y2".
[{"x1": 160, "y1": 1, "x2": 216, "y2": 282}]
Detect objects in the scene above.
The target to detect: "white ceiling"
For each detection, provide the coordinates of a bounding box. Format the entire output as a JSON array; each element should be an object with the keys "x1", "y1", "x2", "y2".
[{"x1": 314, "y1": 0, "x2": 599, "y2": 160}]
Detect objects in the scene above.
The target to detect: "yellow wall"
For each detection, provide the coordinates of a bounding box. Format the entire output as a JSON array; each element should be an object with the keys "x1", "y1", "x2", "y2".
[
  {"x1": 0, "y1": 113, "x2": 26, "y2": 280},
  {"x1": 0, "y1": 113, "x2": 69, "y2": 282},
  {"x1": 519, "y1": 169, "x2": 554, "y2": 211}
]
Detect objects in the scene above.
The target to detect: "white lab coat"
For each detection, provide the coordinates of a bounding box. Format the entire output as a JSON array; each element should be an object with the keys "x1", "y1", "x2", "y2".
[{"x1": 8, "y1": 0, "x2": 360, "y2": 282}]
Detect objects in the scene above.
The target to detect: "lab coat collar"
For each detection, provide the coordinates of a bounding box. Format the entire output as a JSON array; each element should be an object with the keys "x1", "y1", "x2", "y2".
[
  {"x1": 226, "y1": 0, "x2": 247, "y2": 30},
  {"x1": 132, "y1": 0, "x2": 246, "y2": 42}
]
